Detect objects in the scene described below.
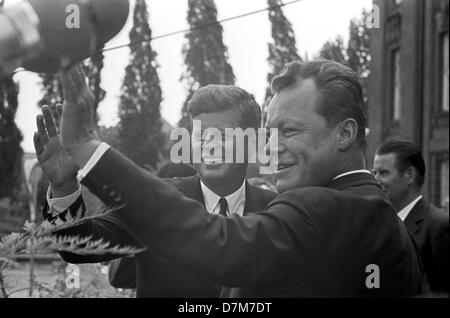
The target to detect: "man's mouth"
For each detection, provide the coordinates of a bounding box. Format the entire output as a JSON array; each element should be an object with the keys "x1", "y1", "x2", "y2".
[
  {"x1": 276, "y1": 163, "x2": 297, "y2": 172},
  {"x1": 203, "y1": 156, "x2": 223, "y2": 165}
]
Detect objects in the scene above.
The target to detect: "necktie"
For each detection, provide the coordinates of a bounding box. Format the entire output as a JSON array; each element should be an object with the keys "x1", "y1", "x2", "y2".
[
  {"x1": 218, "y1": 197, "x2": 228, "y2": 217},
  {"x1": 216, "y1": 198, "x2": 228, "y2": 296}
]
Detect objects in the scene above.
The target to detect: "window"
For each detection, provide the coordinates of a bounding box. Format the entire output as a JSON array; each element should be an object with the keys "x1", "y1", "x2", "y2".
[
  {"x1": 392, "y1": 49, "x2": 402, "y2": 120},
  {"x1": 440, "y1": 159, "x2": 449, "y2": 212},
  {"x1": 442, "y1": 33, "x2": 449, "y2": 112}
]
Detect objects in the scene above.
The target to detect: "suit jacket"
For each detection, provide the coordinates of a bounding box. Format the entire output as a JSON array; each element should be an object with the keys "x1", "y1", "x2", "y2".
[
  {"x1": 107, "y1": 174, "x2": 276, "y2": 297},
  {"x1": 44, "y1": 174, "x2": 276, "y2": 297},
  {"x1": 403, "y1": 199, "x2": 449, "y2": 294},
  {"x1": 78, "y1": 147, "x2": 426, "y2": 297}
]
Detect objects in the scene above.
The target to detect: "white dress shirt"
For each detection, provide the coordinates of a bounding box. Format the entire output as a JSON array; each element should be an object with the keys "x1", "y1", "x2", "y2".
[
  {"x1": 200, "y1": 180, "x2": 246, "y2": 216},
  {"x1": 397, "y1": 195, "x2": 423, "y2": 221},
  {"x1": 46, "y1": 183, "x2": 82, "y2": 214}
]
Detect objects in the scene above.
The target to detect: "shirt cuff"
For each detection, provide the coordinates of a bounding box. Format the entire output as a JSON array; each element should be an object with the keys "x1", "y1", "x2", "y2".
[
  {"x1": 76, "y1": 142, "x2": 110, "y2": 181},
  {"x1": 47, "y1": 183, "x2": 82, "y2": 214}
]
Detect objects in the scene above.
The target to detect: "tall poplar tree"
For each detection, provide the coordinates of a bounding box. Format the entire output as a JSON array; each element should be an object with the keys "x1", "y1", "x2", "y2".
[
  {"x1": 118, "y1": 0, "x2": 163, "y2": 168},
  {"x1": 263, "y1": 0, "x2": 301, "y2": 124},
  {"x1": 179, "y1": 0, "x2": 235, "y2": 129}
]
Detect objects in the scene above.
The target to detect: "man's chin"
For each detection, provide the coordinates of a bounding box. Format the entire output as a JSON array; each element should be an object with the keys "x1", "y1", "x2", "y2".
[
  {"x1": 275, "y1": 179, "x2": 291, "y2": 193},
  {"x1": 199, "y1": 164, "x2": 228, "y2": 179}
]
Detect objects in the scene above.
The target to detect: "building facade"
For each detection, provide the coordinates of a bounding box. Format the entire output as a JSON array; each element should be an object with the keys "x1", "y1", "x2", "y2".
[{"x1": 368, "y1": 0, "x2": 449, "y2": 209}]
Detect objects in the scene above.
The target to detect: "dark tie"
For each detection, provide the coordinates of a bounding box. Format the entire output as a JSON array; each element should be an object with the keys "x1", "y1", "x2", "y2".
[
  {"x1": 216, "y1": 197, "x2": 228, "y2": 296},
  {"x1": 218, "y1": 197, "x2": 228, "y2": 217}
]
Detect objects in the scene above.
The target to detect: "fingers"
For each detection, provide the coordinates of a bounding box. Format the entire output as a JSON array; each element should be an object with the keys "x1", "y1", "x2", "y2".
[
  {"x1": 33, "y1": 132, "x2": 44, "y2": 156},
  {"x1": 60, "y1": 64, "x2": 89, "y2": 103},
  {"x1": 49, "y1": 103, "x2": 61, "y2": 134},
  {"x1": 36, "y1": 114, "x2": 49, "y2": 145},
  {"x1": 56, "y1": 103, "x2": 63, "y2": 126},
  {"x1": 36, "y1": 114, "x2": 46, "y2": 136},
  {"x1": 42, "y1": 105, "x2": 58, "y2": 137}
]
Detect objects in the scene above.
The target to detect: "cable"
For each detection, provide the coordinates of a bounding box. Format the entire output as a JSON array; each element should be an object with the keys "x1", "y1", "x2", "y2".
[
  {"x1": 10, "y1": 0, "x2": 302, "y2": 75},
  {"x1": 101, "y1": 0, "x2": 303, "y2": 54}
]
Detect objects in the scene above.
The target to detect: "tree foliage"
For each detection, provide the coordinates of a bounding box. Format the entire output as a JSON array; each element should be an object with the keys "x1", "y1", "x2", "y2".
[
  {"x1": 118, "y1": 0, "x2": 163, "y2": 169},
  {"x1": 318, "y1": 9, "x2": 371, "y2": 81},
  {"x1": 318, "y1": 36, "x2": 347, "y2": 64},
  {"x1": 179, "y1": 0, "x2": 235, "y2": 129},
  {"x1": 0, "y1": 209, "x2": 144, "y2": 298},
  {"x1": 264, "y1": 0, "x2": 301, "y2": 120},
  {"x1": 318, "y1": 9, "x2": 371, "y2": 103},
  {"x1": 83, "y1": 50, "x2": 106, "y2": 123},
  {"x1": 38, "y1": 53, "x2": 105, "y2": 124},
  {"x1": 0, "y1": 77, "x2": 23, "y2": 199}
]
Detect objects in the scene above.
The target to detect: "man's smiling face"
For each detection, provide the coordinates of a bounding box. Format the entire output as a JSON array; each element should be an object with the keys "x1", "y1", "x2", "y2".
[
  {"x1": 191, "y1": 108, "x2": 247, "y2": 187},
  {"x1": 266, "y1": 78, "x2": 339, "y2": 193}
]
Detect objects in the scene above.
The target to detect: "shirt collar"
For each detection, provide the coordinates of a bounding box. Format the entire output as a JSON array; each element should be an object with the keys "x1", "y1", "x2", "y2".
[
  {"x1": 397, "y1": 195, "x2": 423, "y2": 221},
  {"x1": 332, "y1": 169, "x2": 372, "y2": 181},
  {"x1": 200, "y1": 180, "x2": 246, "y2": 215}
]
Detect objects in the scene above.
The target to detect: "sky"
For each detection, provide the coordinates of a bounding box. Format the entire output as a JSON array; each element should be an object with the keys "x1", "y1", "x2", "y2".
[{"x1": 7, "y1": 0, "x2": 372, "y2": 153}]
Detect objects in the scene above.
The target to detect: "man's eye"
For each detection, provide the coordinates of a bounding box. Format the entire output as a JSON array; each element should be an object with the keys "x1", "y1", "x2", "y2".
[{"x1": 282, "y1": 129, "x2": 297, "y2": 137}]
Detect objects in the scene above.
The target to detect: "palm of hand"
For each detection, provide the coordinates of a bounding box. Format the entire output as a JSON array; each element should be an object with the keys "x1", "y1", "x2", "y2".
[
  {"x1": 38, "y1": 134, "x2": 78, "y2": 188},
  {"x1": 60, "y1": 66, "x2": 98, "y2": 150}
]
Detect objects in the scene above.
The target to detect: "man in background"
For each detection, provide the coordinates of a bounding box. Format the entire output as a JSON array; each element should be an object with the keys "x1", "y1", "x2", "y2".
[{"x1": 373, "y1": 139, "x2": 449, "y2": 294}]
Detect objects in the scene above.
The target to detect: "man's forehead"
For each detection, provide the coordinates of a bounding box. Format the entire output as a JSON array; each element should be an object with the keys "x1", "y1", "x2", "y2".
[
  {"x1": 267, "y1": 80, "x2": 319, "y2": 126},
  {"x1": 193, "y1": 108, "x2": 241, "y2": 128},
  {"x1": 375, "y1": 153, "x2": 397, "y2": 165}
]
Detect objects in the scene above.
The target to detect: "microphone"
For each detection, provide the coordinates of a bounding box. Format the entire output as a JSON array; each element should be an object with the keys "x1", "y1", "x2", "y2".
[{"x1": 0, "y1": 0, "x2": 129, "y2": 75}]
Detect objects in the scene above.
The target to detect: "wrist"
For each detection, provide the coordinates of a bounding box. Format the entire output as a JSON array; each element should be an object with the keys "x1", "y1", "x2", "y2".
[{"x1": 51, "y1": 179, "x2": 79, "y2": 198}]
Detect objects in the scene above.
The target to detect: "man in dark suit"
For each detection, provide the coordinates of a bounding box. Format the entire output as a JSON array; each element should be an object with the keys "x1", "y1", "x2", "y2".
[
  {"x1": 373, "y1": 139, "x2": 449, "y2": 294},
  {"x1": 35, "y1": 85, "x2": 276, "y2": 297},
  {"x1": 52, "y1": 60, "x2": 426, "y2": 297}
]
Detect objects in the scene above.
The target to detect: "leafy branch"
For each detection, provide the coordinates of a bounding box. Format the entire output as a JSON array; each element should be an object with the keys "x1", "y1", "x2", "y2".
[{"x1": 0, "y1": 206, "x2": 145, "y2": 298}]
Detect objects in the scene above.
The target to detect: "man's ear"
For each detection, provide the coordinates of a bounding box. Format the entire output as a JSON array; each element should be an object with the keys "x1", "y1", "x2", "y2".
[
  {"x1": 336, "y1": 118, "x2": 358, "y2": 151},
  {"x1": 404, "y1": 166, "x2": 417, "y2": 185}
]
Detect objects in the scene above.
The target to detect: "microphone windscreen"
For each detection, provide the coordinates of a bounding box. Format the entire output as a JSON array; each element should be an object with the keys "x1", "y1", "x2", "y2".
[{"x1": 23, "y1": 0, "x2": 129, "y2": 73}]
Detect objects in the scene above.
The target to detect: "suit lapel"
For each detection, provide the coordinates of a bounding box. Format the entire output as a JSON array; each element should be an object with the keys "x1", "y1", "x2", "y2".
[
  {"x1": 403, "y1": 199, "x2": 427, "y2": 236},
  {"x1": 243, "y1": 182, "x2": 265, "y2": 215},
  {"x1": 177, "y1": 174, "x2": 205, "y2": 206}
]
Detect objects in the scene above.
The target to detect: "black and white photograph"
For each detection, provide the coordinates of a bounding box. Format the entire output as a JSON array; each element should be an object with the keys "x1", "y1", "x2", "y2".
[{"x1": 0, "y1": 0, "x2": 448, "y2": 303}]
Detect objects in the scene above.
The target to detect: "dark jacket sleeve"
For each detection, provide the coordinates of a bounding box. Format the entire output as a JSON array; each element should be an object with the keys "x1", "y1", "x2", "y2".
[
  {"x1": 428, "y1": 207, "x2": 449, "y2": 293},
  {"x1": 42, "y1": 188, "x2": 142, "y2": 264},
  {"x1": 81, "y1": 147, "x2": 320, "y2": 287},
  {"x1": 108, "y1": 257, "x2": 137, "y2": 289}
]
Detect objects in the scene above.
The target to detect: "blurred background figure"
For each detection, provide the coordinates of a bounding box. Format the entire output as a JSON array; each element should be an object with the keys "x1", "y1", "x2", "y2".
[{"x1": 373, "y1": 139, "x2": 449, "y2": 295}]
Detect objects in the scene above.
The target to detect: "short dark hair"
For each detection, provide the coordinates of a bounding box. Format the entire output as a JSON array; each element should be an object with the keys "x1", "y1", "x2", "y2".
[
  {"x1": 187, "y1": 85, "x2": 261, "y2": 130},
  {"x1": 375, "y1": 139, "x2": 426, "y2": 186},
  {"x1": 271, "y1": 60, "x2": 367, "y2": 149}
]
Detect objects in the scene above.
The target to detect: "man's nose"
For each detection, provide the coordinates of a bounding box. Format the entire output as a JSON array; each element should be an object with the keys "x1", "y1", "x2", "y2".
[{"x1": 373, "y1": 173, "x2": 382, "y2": 185}]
